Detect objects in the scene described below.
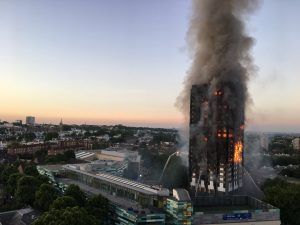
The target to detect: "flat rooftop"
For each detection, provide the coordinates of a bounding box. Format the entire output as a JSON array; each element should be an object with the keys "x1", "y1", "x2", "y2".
[
  {"x1": 194, "y1": 205, "x2": 253, "y2": 213},
  {"x1": 192, "y1": 195, "x2": 278, "y2": 213},
  {"x1": 192, "y1": 196, "x2": 280, "y2": 224},
  {"x1": 62, "y1": 164, "x2": 169, "y2": 196},
  {"x1": 58, "y1": 178, "x2": 141, "y2": 210},
  {"x1": 172, "y1": 188, "x2": 191, "y2": 202},
  {"x1": 37, "y1": 164, "x2": 63, "y2": 172}
]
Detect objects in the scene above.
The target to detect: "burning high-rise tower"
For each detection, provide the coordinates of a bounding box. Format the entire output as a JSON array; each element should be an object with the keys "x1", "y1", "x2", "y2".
[
  {"x1": 189, "y1": 83, "x2": 244, "y2": 194},
  {"x1": 176, "y1": 0, "x2": 258, "y2": 195}
]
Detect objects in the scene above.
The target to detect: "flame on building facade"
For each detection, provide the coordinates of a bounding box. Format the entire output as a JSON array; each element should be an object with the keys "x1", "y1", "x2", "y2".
[{"x1": 189, "y1": 84, "x2": 244, "y2": 194}]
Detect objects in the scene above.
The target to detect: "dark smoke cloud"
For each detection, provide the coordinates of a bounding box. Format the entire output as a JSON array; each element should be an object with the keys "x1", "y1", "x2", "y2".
[{"x1": 176, "y1": 0, "x2": 259, "y2": 122}]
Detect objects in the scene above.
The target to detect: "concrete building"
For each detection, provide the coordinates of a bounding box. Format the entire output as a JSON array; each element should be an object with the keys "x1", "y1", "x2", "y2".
[
  {"x1": 25, "y1": 116, "x2": 35, "y2": 125},
  {"x1": 0, "y1": 208, "x2": 40, "y2": 225},
  {"x1": 114, "y1": 207, "x2": 165, "y2": 225},
  {"x1": 7, "y1": 142, "x2": 45, "y2": 155},
  {"x1": 75, "y1": 151, "x2": 97, "y2": 161},
  {"x1": 165, "y1": 189, "x2": 193, "y2": 225},
  {"x1": 48, "y1": 140, "x2": 92, "y2": 156},
  {"x1": 0, "y1": 141, "x2": 7, "y2": 150},
  {"x1": 75, "y1": 148, "x2": 141, "y2": 178},
  {"x1": 77, "y1": 160, "x2": 128, "y2": 177},
  {"x1": 189, "y1": 84, "x2": 244, "y2": 194},
  {"x1": 292, "y1": 137, "x2": 300, "y2": 151},
  {"x1": 260, "y1": 134, "x2": 270, "y2": 151},
  {"x1": 96, "y1": 150, "x2": 127, "y2": 161},
  {"x1": 14, "y1": 120, "x2": 22, "y2": 125},
  {"x1": 93, "y1": 148, "x2": 141, "y2": 178},
  {"x1": 36, "y1": 164, "x2": 280, "y2": 225},
  {"x1": 61, "y1": 164, "x2": 169, "y2": 208},
  {"x1": 192, "y1": 195, "x2": 280, "y2": 225}
]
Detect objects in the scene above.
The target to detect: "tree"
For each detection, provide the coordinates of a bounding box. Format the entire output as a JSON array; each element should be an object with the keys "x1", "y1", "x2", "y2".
[
  {"x1": 34, "y1": 184, "x2": 59, "y2": 211},
  {"x1": 62, "y1": 125, "x2": 72, "y2": 131},
  {"x1": 35, "y1": 174, "x2": 50, "y2": 186},
  {"x1": 151, "y1": 132, "x2": 177, "y2": 145},
  {"x1": 34, "y1": 149, "x2": 48, "y2": 161},
  {"x1": 6, "y1": 173, "x2": 23, "y2": 196},
  {"x1": 32, "y1": 207, "x2": 99, "y2": 225},
  {"x1": 50, "y1": 196, "x2": 78, "y2": 210},
  {"x1": 0, "y1": 165, "x2": 18, "y2": 183},
  {"x1": 263, "y1": 178, "x2": 300, "y2": 225},
  {"x1": 86, "y1": 194, "x2": 109, "y2": 222},
  {"x1": 64, "y1": 184, "x2": 86, "y2": 207},
  {"x1": 44, "y1": 132, "x2": 59, "y2": 141},
  {"x1": 84, "y1": 131, "x2": 91, "y2": 137},
  {"x1": 63, "y1": 150, "x2": 75, "y2": 160},
  {"x1": 24, "y1": 132, "x2": 36, "y2": 142},
  {"x1": 281, "y1": 167, "x2": 300, "y2": 179},
  {"x1": 24, "y1": 165, "x2": 39, "y2": 176},
  {"x1": 15, "y1": 176, "x2": 37, "y2": 205}
]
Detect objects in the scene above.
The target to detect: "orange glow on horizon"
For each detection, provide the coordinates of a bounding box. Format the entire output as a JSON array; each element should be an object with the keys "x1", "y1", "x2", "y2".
[{"x1": 0, "y1": 112, "x2": 183, "y2": 128}]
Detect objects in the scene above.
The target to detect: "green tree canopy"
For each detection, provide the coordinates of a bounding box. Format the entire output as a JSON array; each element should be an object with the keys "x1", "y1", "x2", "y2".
[
  {"x1": 24, "y1": 165, "x2": 39, "y2": 176},
  {"x1": 0, "y1": 165, "x2": 18, "y2": 183},
  {"x1": 32, "y1": 207, "x2": 99, "y2": 225},
  {"x1": 263, "y1": 178, "x2": 300, "y2": 225},
  {"x1": 15, "y1": 175, "x2": 37, "y2": 205},
  {"x1": 6, "y1": 173, "x2": 23, "y2": 196},
  {"x1": 34, "y1": 184, "x2": 59, "y2": 211},
  {"x1": 24, "y1": 132, "x2": 36, "y2": 142},
  {"x1": 50, "y1": 196, "x2": 78, "y2": 210},
  {"x1": 86, "y1": 194, "x2": 109, "y2": 222},
  {"x1": 64, "y1": 184, "x2": 86, "y2": 207},
  {"x1": 44, "y1": 132, "x2": 59, "y2": 141},
  {"x1": 35, "y1": 174, "x2": 50, "y2": 187},
  {"x1": 63, "y1": 150, "x2": 75, "y2": 160},
  {"x1": 34, "y1": 149, "x2": 48, "y2": 161}
]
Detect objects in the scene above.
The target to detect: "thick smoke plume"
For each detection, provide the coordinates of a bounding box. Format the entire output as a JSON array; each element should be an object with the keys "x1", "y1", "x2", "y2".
[{"x1": 177, "y1": 0, "x2": 259, "y2": 123}]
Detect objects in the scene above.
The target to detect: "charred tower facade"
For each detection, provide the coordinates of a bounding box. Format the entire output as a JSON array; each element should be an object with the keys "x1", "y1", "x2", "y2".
[{"x1": 189, "y1": 83, "x2": 244, "y2": 195}]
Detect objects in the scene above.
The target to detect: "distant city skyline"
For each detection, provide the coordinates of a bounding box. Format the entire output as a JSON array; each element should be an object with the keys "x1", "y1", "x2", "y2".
[{"x1": 1, "y1": 0, "x2": 300, "y2": 132}]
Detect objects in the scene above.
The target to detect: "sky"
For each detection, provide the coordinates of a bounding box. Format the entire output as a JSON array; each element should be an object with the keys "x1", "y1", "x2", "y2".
[{"x1": 0, "y1": 0, "x2": 300, "y2": 132}]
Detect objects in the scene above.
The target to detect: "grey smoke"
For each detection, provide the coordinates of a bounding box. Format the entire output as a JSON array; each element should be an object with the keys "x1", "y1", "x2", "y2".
[{"x1": 177, "y1": 0, "x2": 259, "y2": 123}]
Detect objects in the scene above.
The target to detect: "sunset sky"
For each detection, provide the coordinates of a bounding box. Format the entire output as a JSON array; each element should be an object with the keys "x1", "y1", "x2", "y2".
[{"x1": 1, "y1": 0, "x2": 300, "y2": 132}]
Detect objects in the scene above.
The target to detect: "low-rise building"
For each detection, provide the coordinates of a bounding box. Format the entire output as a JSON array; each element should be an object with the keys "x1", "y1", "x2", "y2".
[
  {"x1": 48, "y1": 140, "x2": 92, "y2": 155},
  {"x1": 75, "y1": 151, "x2": 97, "y2": 161},
  {"x1": 61, "y1": 164, "x2": 169, "y2": 208},
  {"x1": 292, "y1": 137, "x2": 300, "y2": 151},
  {"x1": 36, "y1": 164, "x2": 281, "y2": 225},
  {"x1": 260, "y1": 134, "x2": 270, "y2": 150},
  {"x1": 0, "y1": 141, "x2": 7, "y2": 150},
  {"x1": 26, "y1": 116, "x2": 35, "y2": 126},
  {"x1": 0, "y1": 207, "x2": 40, "y2": 225},
  {"x1": 76, "y1": 148, "x2": 141, "y2": 178},
  {"x1": 114, "y1": 206, "x2": 165, "y2": 225},
  {"x1": 192, "y1": 195, "x2": 280, "y2": 225},
  {"x1": 165, "y1": 189, "x2": 193, "y2": 225},
  {"x1": 7, "y1": 142, "x2": 46, "y2": 155}
]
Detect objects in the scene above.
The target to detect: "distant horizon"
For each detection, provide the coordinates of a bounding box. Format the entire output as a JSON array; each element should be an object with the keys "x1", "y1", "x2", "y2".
[
  {"x1": 1, "y1": 0, "x2": 300, "y2": 134},
  {"x1": 2, "y1": 114, "x2": 300, "y2": 134}
]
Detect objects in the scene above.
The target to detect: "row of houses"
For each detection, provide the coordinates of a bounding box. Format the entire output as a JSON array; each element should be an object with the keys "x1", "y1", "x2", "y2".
[{"x1": 6, "y1": 140, "x2": 92, "y2": 156}]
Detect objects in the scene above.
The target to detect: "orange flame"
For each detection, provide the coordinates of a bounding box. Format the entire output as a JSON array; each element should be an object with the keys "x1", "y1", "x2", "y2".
[
  {"x1": 214, "y1": 90, "x2": 223, "y2": 96},
  {"x1": 234, "y1": 141, "x2": 243, "y2": 163}
]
